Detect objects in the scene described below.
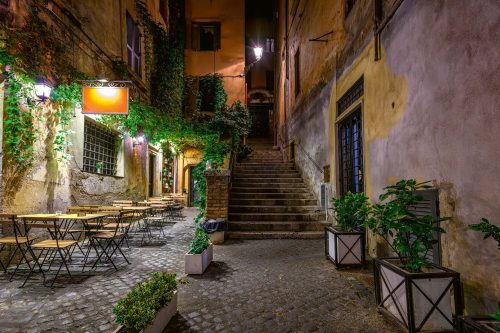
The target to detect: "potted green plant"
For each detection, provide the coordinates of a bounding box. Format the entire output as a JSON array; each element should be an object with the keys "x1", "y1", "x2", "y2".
[
  {"x1": 365, "y1": 179, "x2": 463, "y2": 333},
  {"x1": 185, "y1": 225, "x2": 213, "y2": 274},
  {"x1": 95, "y1": 161, "x2": 104, "y2": 174},
  {"x1": 113, "y1": 272, "x2": 178, "y2": 333},
  {"x1": 459, "y1": 219, "x2": 500, "y2": 332},
  {"x1": 325, "y1": 192, "x2": 369, "y2": 267}
]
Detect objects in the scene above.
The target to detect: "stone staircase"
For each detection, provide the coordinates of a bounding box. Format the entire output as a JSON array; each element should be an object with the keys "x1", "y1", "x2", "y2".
[{"x1": 227, "y1": 140, "x2": 328, "y2": 239}]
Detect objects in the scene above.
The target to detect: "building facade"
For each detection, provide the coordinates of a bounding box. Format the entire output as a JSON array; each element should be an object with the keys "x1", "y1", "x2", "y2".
[
  {"x1": 0, "y1": 0, "x2": 170, "y2": 213},
  {"x1": 275, "y1": 0, "x2": 500, "y2": 314},
  {"x1": 178, "y1": 0, "x2": 245, "y2": 205}
]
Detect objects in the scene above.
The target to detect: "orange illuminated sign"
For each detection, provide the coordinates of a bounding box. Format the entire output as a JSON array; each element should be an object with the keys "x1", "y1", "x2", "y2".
[{"x1": 82, "y1": 87, "x2": 129, "y2": 114}]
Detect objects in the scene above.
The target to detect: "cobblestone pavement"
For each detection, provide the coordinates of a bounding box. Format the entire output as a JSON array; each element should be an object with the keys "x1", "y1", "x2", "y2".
[{"x1": 0, "y1": 208, "x2": 402, "y2": 333}]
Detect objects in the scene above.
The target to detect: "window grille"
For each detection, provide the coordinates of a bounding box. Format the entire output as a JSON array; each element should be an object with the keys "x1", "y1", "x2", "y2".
[
  {"x1": 337, "y1": 77, "x2": 363, "y2": 116},
  {"x1": 127, "y1": 13, "x2": 141, "y2": 75},
  {"x1": 83, "y1": 119, "x2": 118, "y2": 176},
  {"x1": 338, "y1": 108, "x2": 363, "y2": 195}
]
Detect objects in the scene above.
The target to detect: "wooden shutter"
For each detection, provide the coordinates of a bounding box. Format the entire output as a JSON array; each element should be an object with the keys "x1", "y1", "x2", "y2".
[
  {"x1": 191, "y1": 23, "x2": 200, "y2": 50},
  {"x1": 213, "y1": 22, "x2": 221, "y2": 50},
  {"x1": 409, "y1": 189, "x2": 442, "y2": 265}
]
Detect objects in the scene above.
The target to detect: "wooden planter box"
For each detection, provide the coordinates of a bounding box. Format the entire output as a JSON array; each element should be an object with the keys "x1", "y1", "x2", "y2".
[
  {"x1": 373, "y1": 258, "x2": 463, "y2": 333},
  {"x1": 459, "y1": 316, "x2": 500, "y2": 333},
  {"x1": 185, "y1": 244, "x2": 213, "y2": 274},
  {"x1": 325, "y1": 226, "x2": 365, "y2": 267},
  {"x1": 113, "y1": 291, "x2": 178, "y2": 333}
]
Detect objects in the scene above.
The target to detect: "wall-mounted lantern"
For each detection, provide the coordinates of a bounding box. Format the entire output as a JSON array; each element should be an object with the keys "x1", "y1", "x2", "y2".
[
  {"x1": 253, "y1": 46, "x2": 263, "y2": 61},
  {"x1": 34, "y1": 78, "x2": 52, "y2": 101}
]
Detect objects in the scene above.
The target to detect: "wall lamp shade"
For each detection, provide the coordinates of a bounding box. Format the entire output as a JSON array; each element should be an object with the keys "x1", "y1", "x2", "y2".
[
  {"x1": 253, "y1": 46, "x2": 263, "y2": 60},
  {"x1": 34, "y1": 78, "x2": 52, "y2": 101}
]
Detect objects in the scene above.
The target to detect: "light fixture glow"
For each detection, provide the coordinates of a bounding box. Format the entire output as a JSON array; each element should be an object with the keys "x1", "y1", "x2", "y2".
[
  {"x1": 253, "y1": 46, "x2": 263, "y2": 60},
  {"x1": 97, "y1": 87, "x2": 119, "y2": 98},
  {"x1": 34, "y1": 78, "x2": 52, "y2": 101}
]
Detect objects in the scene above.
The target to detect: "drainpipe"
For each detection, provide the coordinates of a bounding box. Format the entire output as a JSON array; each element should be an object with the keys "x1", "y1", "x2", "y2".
[{"x1": 374, "y1": 0, "x2": 405, "y2": 61}]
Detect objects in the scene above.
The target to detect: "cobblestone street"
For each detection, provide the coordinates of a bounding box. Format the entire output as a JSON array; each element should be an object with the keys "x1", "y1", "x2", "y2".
[{"x1": 0, "y1": 208, "x2": 402, "y2": 333}]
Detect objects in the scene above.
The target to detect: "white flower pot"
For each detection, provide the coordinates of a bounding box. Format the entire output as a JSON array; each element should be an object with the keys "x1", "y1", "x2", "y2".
[
  {"x1": 325, "y1": 226, "x2": 365, "y2": 267},
  {"x1": 374, "y1": 258, "x2": 463, "y2": 332},
  {"x1": 185, "y1": 244, "x2": 213, "y2": 274},
  {"x1": 113, "y1": 291, "x2": 178, "y2": 333}
]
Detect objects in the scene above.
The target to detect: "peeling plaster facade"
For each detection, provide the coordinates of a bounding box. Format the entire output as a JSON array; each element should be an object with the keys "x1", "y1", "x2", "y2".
[
  {"x1": 0, "y1": 0, "x2": 165, "y2": 214},
  {"x1": 275, "y1": 0, "x2": 500, "y2": 314}
]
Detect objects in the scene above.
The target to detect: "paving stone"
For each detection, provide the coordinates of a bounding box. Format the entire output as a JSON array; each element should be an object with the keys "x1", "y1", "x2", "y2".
[{"x1": 0, "y1": 208, "x2": 402, "y2": 333}]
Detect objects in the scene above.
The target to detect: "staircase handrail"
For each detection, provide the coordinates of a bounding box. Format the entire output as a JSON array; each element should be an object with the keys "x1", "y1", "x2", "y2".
[{"x1": 279, "y1": 137, "x2": 324, "y2": 174}]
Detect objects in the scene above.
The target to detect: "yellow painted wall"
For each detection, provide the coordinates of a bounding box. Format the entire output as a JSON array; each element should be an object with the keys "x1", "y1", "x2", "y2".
[{"x1": 185, "y1": 0, "x2": 246, "y2": 105}]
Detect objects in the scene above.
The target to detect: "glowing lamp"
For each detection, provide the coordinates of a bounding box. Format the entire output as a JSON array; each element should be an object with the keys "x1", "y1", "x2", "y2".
[
  {"x1": 34, "y1": 78, "x2": 52, "y2": 101},
  {"x1": 253, "y1": 46, "x2": 263, "y2": 60}
]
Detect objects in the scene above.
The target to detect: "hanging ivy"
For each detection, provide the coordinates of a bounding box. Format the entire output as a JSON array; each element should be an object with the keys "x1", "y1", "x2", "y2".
[{"x1": 136, "y1": 0, "x2": 185, "y2": 115}]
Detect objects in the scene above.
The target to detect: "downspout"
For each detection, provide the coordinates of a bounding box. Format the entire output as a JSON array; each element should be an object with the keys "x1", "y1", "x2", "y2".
[{"x1": 374, "y1": 0, "x2": 405, "y2": 61}]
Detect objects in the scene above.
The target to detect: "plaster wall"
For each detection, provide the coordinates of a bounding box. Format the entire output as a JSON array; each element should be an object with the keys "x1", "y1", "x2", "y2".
[
  {"x1": 1, "y1": 0, "x2": 165, "y2": 214},
  {"x1": 185, "y1": 0, "x2": 246, "y2": 105},
  {"x1": 277, "y1": 0, "x2": 500, "y2": 314},
  {"x1": 328, "y1": 1, "x2": 500, "y2": 314}
]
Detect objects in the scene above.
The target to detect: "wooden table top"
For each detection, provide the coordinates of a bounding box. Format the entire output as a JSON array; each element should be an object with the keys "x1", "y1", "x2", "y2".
[
  {"x1": 121, "y1": 206, "x2": 152, "y2": 211},
  {"x1": 18, "y1": 213, "x2": 110, "y2": 220}
]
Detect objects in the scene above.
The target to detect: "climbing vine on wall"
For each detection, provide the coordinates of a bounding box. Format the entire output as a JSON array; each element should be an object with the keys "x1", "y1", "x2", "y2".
[{"x1": 136, "y1": 0, "x2": 185, "y2": 115}]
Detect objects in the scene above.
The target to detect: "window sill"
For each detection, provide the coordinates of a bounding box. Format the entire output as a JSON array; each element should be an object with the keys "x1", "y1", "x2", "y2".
[{"x1": 83, "y1": 170, "x2": 125, "y2": 179}]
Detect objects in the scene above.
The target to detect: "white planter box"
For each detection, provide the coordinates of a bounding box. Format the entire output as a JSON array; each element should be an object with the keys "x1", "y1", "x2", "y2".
[
  {"x1": 208, "y1": 231, "x2": 225, "y2": 244},
  {"x1": 185, "y1": 244, "x2": 213, "y2": 274},
  {"x1": 325, "y1": 226, "x2": 365, "y2": 267},
  {"x1": 113, "y1": 291, "x2": 178, "y2": 333},
  {"x1": 374, "y1": 258, "x2": 463, "y2": 332}
]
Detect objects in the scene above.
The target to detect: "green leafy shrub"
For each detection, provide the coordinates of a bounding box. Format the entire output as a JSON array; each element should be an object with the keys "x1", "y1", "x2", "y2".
[
  {"x1": 189, "y1": 225, "x2": 210, "y2": 254},
  {"x1": 237, "y1": 145, "x2": 253, "y2": 161},
  {"x1": 113, "y1": 272, "x2": 177, "y2": 331},
  {"x1": 332, "y1": 192, "x2": 370, "y2": 231},
  {"x1": 469, "y1": 218, "x2": 500, "y2": 249},
  {"x1": 365, "y1": 179, "x2": 448, "y2": 273}
]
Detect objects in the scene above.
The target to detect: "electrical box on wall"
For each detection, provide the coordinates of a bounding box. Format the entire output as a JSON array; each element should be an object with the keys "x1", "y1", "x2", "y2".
[
  {"x1": 323, "y1": 165, "x2": 330, "y2": 183},
  {"x1": 320, "y1": 183, "x2": 328, "y2": 210}
]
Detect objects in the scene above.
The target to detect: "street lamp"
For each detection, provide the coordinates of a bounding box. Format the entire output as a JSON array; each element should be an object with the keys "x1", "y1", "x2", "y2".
[
  {"x1": 34, "y1": 78, "x2": 52, "y2": 101},
  {"x1": 253, "y1": 46, "x2": 263, "y2": 61}
]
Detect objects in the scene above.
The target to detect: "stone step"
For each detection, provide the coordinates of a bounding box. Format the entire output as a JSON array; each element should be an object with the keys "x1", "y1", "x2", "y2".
[
  {"x1": 232, "y1": 169, "x2": 297, "y2": 174},
  {"x1": 235, "y1": 162, "x2": 294, "y2": 167},
  {"x1": 233, "y1": 177, "x2": 304, "y2": 183},
  {"x1": 229, "y1": 212, "x2": 324, "y2": 222},
  {"x1": 229, "y1": 198, "x2": 318, "y2": 206},
  {"x1": 231, "y1": 182, "x2": 307, "y2": 188},
  {"x1": 229, "y1": 221, "x2": 329, "y2": 232},
  {"x1": 226, "y1": 231, "x2": 324, "y2": 239},
  {"x1": 232, "y1": 173, "x2": 301, "y2": 178},
  {"x1": 229, "y1": 205, "x2": 320, "y2": 213},
  {"x1": 230, "y1": 187, "x2": 311, "y2": 194}
]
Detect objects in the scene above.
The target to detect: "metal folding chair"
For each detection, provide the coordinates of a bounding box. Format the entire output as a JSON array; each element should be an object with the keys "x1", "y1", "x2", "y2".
[
  {"x1": 0, "y1": 214, "x2": 37, "y2": 281},
  {"x1": 22, "y1": 219, "x2": 78, "y2": 288},
  {"x1": 90, "y1": 211, "x2": 134, "y2": 271}
]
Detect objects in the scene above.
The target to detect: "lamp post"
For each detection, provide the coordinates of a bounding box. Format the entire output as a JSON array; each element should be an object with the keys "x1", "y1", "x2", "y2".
[{"x1": 34, "y1": 78, "x2": 52, "y2": 101}]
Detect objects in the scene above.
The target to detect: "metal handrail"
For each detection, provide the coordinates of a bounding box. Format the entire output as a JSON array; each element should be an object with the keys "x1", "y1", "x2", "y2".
[{"x1": 279, "y1": 137, "x2": 324, "y2": 174}]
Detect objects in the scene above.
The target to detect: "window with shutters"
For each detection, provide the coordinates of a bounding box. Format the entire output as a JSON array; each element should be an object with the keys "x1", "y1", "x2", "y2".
[
  {"x1": 126, "y1": 13, "x2": 141, "y2": 75},
  {"x1": 338, "y1": 108, "x2": 364, "y2": 195},
  {"x1": 409, "y1": 189, "x2": 442, "y2": 265},
  {"x1": 83, "y1": 119, "x2": 119, "y2": 176},
  {"x1": 192, "y1": 22, "x2": 221, "y2": 51},
  {"x1": 265, "y1": 38, "x2": 275, "y2": 53},
  {"x1": 294, "y1": 48, "x2": 300, "y2": 97}
]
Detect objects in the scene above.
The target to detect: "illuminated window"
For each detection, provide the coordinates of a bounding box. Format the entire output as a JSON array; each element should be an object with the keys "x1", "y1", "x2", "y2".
[{"x1": 127, "y1": 13, "x2": 141, "y2": 75}]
